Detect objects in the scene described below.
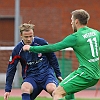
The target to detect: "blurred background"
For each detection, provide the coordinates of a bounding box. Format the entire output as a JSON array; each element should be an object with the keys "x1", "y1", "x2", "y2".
[{"x1": 0, "y1": 0, "x2": 100, "y2": 91}]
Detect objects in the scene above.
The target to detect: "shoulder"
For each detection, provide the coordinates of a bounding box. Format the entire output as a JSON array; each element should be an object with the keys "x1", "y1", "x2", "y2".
[
  {"x1": 34, "y1": 36, "x2": 48, "y2": 45},
  {"x1": 66, "y1": 32, "x2": 77, "y2": 39},
  {"x1": 34, "y1": 36, "x2": 46, "y2": 41},
  {"x1": 87, "y1": 27, "x2": 100, "y2": 36},
  {"x1": 86, "y1": 27, "x2": 100, "y2": 33},
  {"x1": 13, "y1": 41, "x2": 23, "y2": 53}
]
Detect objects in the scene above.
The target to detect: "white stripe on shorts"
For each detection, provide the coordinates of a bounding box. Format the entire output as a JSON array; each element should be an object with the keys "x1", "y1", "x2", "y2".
[{"x1": 63, "y1": 72, "x2": 84, "y2": 84}]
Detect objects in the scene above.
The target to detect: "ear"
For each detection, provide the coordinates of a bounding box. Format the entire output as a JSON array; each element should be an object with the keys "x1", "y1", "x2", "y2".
[
  {"x1": 75, "y1": 19, "x2": 79, "y2": 24},
  {"x1": 20, "y1": 33, "x2": 22, "y2": 38}
]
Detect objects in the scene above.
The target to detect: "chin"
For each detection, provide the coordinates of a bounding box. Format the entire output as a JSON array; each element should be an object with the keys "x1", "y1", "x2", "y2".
[{"x1": 26, "y1": 43, "x2": 31, "y2": 45}]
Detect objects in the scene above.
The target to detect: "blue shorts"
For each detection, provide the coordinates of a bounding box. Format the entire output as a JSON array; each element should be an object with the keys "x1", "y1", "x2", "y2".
[{"x1": 23, "y1": 73, "x2": 58, "y2": 100}]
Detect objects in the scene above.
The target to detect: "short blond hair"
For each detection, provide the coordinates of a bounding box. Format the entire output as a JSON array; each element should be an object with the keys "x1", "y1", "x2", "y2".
[{"x1": 20, "y1": 23, "x2": 35, "y2": 34}]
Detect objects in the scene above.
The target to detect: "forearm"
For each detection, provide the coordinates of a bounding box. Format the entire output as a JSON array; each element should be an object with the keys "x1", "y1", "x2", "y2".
[
  {"x1": 29, "y1": 34, "x2": 77, "y2": 53},
  {"x1": 30, "y1": 41, "x2": 66, "y2": 53},
  {"x1": 47, "y1": 53, "x2": 62, "y2": 77},
  {"x1": 5, "y1": 76, "x2": 13, "y2": 92},
  {"x1": 5, "y1": 65, "x2": 17, "y2": 92}
]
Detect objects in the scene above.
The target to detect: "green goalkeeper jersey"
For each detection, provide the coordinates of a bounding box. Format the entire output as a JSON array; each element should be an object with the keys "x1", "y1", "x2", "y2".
[{"x1": 30, "y1": 26, "x2": 100, "y2": 79}]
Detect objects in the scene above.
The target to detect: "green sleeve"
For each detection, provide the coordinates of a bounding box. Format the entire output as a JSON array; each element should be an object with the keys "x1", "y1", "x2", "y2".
[{"x1": 30, "y1": 34, "x2": 77, "y2": 53}]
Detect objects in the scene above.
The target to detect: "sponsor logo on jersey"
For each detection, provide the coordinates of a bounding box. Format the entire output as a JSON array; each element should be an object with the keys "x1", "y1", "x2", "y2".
[{"x1": 27, "y1": 58, "x2": 43, "y2": 65}]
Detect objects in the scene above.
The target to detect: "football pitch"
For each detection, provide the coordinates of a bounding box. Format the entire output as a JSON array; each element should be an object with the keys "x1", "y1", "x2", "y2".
[{"x1": 0, "y1": 97, "x2": 100, "y2": 100}]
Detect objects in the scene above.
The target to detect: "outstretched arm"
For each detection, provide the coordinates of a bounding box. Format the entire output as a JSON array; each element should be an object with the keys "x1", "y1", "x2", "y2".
[{"x1": 23, "y1": 34, "x2": 77, "y2": 53}]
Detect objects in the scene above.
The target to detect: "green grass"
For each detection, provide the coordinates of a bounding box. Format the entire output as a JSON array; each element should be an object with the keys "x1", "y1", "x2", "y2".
[{"x1": 0, "y1": 96, "x2": 100, "y2": 100}]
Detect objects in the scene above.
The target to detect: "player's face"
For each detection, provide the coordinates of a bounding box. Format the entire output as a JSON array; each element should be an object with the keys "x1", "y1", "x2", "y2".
[
  {"x1": 71, "y1": 15, "x2": 77, "y2": 32},
  {"x1": 21, "y1": 29, "x2": 34, "y2": 45}
]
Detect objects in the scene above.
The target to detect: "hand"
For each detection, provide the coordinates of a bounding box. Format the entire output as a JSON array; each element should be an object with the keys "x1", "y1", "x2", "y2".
[
  {"x1": 23, "y1": 45, "x2": 30, "y2": 51},
  {"x1": 57, "y1": 76, "x2": 63, "y2": 82},
  {"x1": 4, "y1": 92, "x2": 10, "y2": 100}
]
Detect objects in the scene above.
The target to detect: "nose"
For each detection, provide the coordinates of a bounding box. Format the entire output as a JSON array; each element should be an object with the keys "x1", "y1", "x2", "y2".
[{"x1": 27, "y1": 37, "x2": 31, "y2": 40}]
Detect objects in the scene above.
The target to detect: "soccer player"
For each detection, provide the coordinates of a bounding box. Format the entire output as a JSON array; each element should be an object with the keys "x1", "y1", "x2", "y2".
[
  {"x1": 4, "y1": 23, "x2": 64, "y2": 100},
  {"x1": 23, "y1": 9, "x2": 100, "y2": 100}
]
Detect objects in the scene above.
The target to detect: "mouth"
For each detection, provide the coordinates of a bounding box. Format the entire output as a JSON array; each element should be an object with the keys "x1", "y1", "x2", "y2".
[{"x1": 26, "y1": 42, "x2": 31, "y2": 45}]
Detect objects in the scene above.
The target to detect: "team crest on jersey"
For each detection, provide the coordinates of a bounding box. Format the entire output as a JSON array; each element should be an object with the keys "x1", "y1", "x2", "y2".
[
  {"x1": 38, "y1": 53, "x2": 42, "y2": 57},
  {"x1": 9, "y1": 56, "x2": 12, "y2": 62}
]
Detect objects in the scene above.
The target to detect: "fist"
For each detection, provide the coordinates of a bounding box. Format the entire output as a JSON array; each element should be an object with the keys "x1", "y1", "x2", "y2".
[{"x1": 23, "y1": 45, "x2": 30, "y2": 51}]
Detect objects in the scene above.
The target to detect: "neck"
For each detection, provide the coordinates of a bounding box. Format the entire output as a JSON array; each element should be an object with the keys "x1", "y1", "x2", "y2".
[{"x1": 77, "y1": 25, "x2": 86, "y2": 30}]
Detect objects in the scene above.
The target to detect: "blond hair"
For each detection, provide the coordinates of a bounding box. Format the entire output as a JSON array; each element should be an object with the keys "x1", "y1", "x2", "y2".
[{"x1": 20, "y1": 23, "x2": 35, "y2": 34}]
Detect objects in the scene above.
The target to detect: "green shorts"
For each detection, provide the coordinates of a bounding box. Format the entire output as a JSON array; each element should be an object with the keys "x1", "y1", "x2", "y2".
[{"x1": 59, "y1": 68, "x2": 99, "y2": 94}]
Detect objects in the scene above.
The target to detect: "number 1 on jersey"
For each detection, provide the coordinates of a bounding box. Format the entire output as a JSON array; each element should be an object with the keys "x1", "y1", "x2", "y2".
[{"x1": 87, "y1": 37, "x2": 98, "y2": 57}]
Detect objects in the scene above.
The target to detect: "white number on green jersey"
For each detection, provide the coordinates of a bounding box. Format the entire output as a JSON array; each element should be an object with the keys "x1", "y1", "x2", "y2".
[{"x1": 87, "y1": 37, "x2": 98, "y2": 57}]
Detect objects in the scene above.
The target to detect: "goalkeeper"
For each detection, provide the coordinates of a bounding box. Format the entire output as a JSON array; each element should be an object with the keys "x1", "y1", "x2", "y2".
[{"x1": 23, "y1": 9, "x2": 100, "y2": 100}]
